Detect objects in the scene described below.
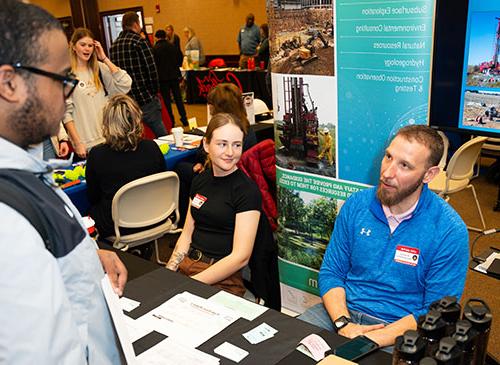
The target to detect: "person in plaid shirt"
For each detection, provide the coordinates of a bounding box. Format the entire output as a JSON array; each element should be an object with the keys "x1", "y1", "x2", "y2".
[{"x1": 110, "y1": 12, "x2": 167, "y2": 137}]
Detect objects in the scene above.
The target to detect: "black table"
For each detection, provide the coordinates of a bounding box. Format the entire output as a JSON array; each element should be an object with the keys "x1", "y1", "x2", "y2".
[
  {"x1": 185, "y1": 69, "x2": 271, "y2": 108},
  {"x1": 118, "y1": 251, "x2": 392, "y2": 364}
]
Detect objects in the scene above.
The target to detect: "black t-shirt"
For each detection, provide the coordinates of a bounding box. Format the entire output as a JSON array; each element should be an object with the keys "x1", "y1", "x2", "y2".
[
  {"x1": 86, "y1": 139, "x2": 166, "y2": 237},
  {"x1": 190, "y1": 168, "x2": 261, "y2": 259}
]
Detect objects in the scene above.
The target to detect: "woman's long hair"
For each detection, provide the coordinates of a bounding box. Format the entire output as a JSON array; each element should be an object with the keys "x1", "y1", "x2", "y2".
[
  {"x1": 69, "y1": 28, "x2": 101, "y2": 91},
  {"x1": 102, "y1": 94, "x2": 143, "y2": 152}
]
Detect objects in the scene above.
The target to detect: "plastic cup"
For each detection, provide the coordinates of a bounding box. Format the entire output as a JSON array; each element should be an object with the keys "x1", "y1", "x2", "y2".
[{"x1": 172, "y1": 127, "x2": 184, "y2": 147}]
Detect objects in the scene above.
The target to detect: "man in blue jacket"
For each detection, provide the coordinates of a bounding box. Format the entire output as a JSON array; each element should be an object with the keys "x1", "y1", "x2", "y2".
[{"x1": 299, "y1": 125, "x2": 469, "y2": 348}]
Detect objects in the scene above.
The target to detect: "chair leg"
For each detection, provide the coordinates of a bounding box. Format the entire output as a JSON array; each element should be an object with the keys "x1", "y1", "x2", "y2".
[
  {"x1": 154, "y1": 239, "x2": 167, "y2": 266},
  {"x1": 466, "y1": 184, "x2": 486, "y2": 232}
]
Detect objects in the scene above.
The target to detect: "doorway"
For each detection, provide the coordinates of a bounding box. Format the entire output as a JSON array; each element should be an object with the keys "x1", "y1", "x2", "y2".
[{"x1": 101, "y1": 7, "x2": 144, "y2": 53}]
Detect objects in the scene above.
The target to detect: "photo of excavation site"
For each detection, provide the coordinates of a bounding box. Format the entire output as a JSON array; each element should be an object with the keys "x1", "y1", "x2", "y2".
[
  {"x1": 268, "y1": 0, "x2": 334, "y2": 76},
  {"x1": 465, "y1": 12, "x2": 500, "y2": 88},
  {"x1": 462, "y1": 90, "x2": 500, "y2": 130}
]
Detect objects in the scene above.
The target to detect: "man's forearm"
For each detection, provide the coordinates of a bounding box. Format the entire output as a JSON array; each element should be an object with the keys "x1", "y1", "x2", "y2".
[
  {"x1": 364, "y1": 314, "x2": 417, "y2": 347},
  {"x1": 323, "y1": 287, "x2": 350, "y2": 322}
]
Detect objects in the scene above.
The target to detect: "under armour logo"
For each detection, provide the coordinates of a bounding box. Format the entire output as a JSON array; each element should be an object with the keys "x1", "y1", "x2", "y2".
[{"x1": 360, "y1": 228, "x2": 371, "y2": 236}]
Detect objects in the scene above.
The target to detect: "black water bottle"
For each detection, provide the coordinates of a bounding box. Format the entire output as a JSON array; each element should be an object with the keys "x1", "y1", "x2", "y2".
[
  {"x1": 420, "y1": 358, "x2": 437, "y2": 365},
  {"x1": 462, "y1": 299, "x2": 492, "y2": 365},
  {"x1": 433, "y1": 337, "x2": 463, "y2": 365},
  {"x1": 393, "y1": 330, "x2": 427, "y2": 364},
  {"x1": 418, "y1": 310, "x2": 447, "y2": 357},
  {"x1": 452, "y1": 320, "x2": 479, "y2": 365},
  {"x1": 429, "y1": 296, "x2": 461, "y2": 336}
]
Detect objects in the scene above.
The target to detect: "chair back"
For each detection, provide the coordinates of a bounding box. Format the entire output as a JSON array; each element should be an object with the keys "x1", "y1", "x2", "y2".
[
  {"x1": 446, "y1": 137, "x2": 487, "y2": 181},
  {"x1": 437, "y1": 131, "x2": 449, "y2": 171},
  {"x1": 111, "y1": 171, "x2": 180, "y2": 238}
]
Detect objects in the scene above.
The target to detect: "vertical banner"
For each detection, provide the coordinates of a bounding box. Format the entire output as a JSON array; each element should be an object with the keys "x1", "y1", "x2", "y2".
[
  {"x1": 337, "y1": 1, "x2": 434, "y2": 184},
  {"x1": 268, "y1": 0, "x2": 435, "y2": 313}
]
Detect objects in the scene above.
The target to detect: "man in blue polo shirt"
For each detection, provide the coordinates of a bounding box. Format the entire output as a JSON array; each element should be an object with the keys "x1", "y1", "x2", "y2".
[
  {"x1": 299, "y1": 125, "x2": 469, "y2": 348},
  {"x1": 237, "y1": 13, "x2": 261, "y2": 69}
]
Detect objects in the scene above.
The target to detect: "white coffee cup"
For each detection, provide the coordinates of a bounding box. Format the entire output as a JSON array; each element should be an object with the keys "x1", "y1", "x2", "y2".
[{"x1": 172, "y1": 127, "x2": 184, "y2": 147}]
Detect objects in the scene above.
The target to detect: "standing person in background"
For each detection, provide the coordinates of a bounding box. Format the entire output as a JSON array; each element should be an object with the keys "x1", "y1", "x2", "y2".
[
  {"x1": 166, "y1": 24, "x2": 182, "y2": 56},
  {"x1": 64, "y1": 28, "x2": 131, "y2": 159},
  {"x1": 183, "y1": 27, "x2": 205, "y2": 66},
  {"x1": 86, "y1": 94, "x2": 165, "y2": 241},
  {"x1": 110, "y1": 12, "x2": 167, "y2": 138},
  {"x1": 237, "y1": 13, "x2": 260, "y2": 69},
  {"x1": 166, "y1": 113, "x2": 261, "y2": 296},
  {"x1": 153, "y1": 30, "x2": 188, "y2": 128},
  {"x1": 257, "y1": 23, "x2": 270, "y2": 69}
]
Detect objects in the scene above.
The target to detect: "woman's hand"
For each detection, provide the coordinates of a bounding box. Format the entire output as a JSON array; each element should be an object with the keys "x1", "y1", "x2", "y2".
[
  {"x1": 94, "y1": 40, "x2": 107, "y2": 62},
  {"x1": 193, "y1": 163, "x2": 204, "y2": 173},
  {"x1": 73, "y1": 142, "x2": 87, "y2": 159}
]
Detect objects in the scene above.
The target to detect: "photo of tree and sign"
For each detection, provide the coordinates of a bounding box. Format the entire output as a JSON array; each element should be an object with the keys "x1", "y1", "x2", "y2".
[{"x1": 277, "y1": 187, "x2": 338, "y2": 270}]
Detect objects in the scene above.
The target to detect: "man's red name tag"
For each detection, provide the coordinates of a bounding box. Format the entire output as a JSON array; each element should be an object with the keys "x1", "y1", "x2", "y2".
[
  {"x1": 394, "y1": 245, "x2": 420, "y2": 266},
  {"x1": 191, "y1": 194, "x2": 207, "y2": 209}
]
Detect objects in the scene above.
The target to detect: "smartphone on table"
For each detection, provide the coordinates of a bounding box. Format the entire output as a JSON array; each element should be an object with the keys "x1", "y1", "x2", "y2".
[{"x1": 334, "y1": 335, "x2": 379, "y2": 361}]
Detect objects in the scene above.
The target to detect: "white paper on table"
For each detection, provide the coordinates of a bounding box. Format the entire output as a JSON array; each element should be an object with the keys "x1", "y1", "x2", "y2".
[
  {"x1": 214, "y1": 342, "x2": 249, "y2": 363},
  {"x1": 157, "y1": 134, "x2": 203, "y2": 145},
  {"x1": 298, "y1": 333, "x2": 331, "y2": 362},
  {"x1": 153, "y1": 139, "x2": 170, "y2": 146},
  {"x1": 475, "y1": 252, "x2": 500, "y2": 273},
  {"x1": 100, "y1": 275, "x2": 137, "y2": 365},
  {"x1": 123, "y1": 315, "x2": 152, "y2": 343},
  {"x1": 138, "y1": 291, "x2": 238, "y2": 348},
  {"x1": 119, "y1": 297, "x2": 141, "y2": 312},
  {"x1": 208, "y1": 291, "x2": 268, "y2": 321},
  {"x1": 137, "y1": 337, "x2": 220, "y2": 365},
  {"x1": 242, "y1": 322, "x2": 277, "y2": 344}
]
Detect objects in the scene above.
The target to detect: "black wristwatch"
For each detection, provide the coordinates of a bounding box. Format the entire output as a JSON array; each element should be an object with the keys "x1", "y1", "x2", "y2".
[{"x1": 333, "y1": 315, "x2": 351, "y2": 333}]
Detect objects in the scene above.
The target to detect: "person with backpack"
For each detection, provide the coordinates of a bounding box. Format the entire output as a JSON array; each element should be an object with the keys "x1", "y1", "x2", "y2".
[
  {"x1": 63, "y1": 28, "x2": 132, "y2": 158},
  {"x1": 0, "y1": 1, "x2": 127, "y2": 362}
]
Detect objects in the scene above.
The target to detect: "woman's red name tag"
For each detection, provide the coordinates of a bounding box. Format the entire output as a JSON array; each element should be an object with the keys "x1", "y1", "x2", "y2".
[{"x1": 191, "y1": 194, "x2": 207, "y2": 209}]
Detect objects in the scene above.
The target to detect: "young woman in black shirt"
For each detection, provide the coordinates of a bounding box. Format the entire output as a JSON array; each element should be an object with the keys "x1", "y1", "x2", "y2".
[{"x1": 166, "y1": 113, "x2": 261, "y2": 296}]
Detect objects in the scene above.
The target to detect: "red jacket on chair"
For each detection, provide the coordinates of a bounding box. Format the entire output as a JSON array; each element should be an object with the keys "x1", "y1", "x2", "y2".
[{"x1": 237, "y1": 139, "x2": 277, "y2": 231}]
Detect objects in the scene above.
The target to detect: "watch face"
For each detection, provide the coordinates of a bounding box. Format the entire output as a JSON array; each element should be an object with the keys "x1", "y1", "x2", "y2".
[{"x1": 334, "y1": 316, "x2": 350, "y2": 331}]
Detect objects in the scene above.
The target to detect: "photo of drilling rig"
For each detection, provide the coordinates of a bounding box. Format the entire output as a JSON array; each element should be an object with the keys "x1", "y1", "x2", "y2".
[
  {"x1": 466, "y1": 13, "x2": 500, "y2": 87},
  {"x1": 275, "y1": 76, "x2": 336, "y2": 176}
]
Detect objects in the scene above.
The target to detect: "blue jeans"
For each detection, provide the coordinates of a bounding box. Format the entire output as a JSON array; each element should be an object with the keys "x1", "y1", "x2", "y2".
[
  {"x1": 298, "y1": 303, "x2": 393, "y2": 353},
  {"x1": 142, "y1": 97, "x2": 167, "y2": 137}
]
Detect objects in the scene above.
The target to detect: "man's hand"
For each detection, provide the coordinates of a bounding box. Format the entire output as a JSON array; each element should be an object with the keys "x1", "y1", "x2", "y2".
[
  {"x1": 97, "y1": 249, "x2": 128, "y2": 296},
  {"x1": 339, "y1": 323, "x2": 385, "y2": 339}
]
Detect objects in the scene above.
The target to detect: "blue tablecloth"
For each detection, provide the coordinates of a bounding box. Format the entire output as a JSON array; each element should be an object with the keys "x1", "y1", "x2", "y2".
[{"x1": 64, "y1": 146, "x2": 197, "y2": 215}]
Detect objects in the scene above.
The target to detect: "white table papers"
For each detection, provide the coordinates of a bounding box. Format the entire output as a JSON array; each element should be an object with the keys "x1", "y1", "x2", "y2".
[
  {"x1": 137, "y1": 338, "x2": 220, "y2": 365},
  {"x1": 138, "y1": 291, "x2": 238, "y2": 348},
  {"x1": 214, "y1": 342, "x2": 249, "y2": 363},
  {"x1": 208, "y1": 291, "x2": 268, "y2": 321},
  {"x1": 101, "y1": 275, "x2": 138, "y2": 365}
]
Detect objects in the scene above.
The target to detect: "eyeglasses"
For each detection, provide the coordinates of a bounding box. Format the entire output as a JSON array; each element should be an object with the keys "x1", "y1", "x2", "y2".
[{"x1": 11, "y1": 63, "x2": 79, "y2": 98}]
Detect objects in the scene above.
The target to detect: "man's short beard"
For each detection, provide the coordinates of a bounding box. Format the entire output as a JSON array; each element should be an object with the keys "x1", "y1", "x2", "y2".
[
  {"x1": 10, "y1": 92, "x2": 57, "y2": 148},
  {"x1": 376, "y1": 174, "x2": 425, "y2": 207}
]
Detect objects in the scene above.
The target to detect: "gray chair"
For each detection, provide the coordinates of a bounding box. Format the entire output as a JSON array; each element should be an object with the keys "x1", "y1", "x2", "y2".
[
  {"x1": 108, "y1": 171, "x2": 182, "y2": 264},
  {"x1": 428, "y1": 136, "x2": 488, "y2": 232}
]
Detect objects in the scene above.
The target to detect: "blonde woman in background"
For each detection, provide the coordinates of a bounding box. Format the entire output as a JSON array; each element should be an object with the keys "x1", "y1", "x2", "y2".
[
  {"x1": 86, "y1": 95, "x2": 165, "y2": 241},
  {"x1": 64, "y1": 28, "x2": 132, "y2": 158},
  {"x1": 183, "y1": 26, "x2": 205, "y2": 66}
]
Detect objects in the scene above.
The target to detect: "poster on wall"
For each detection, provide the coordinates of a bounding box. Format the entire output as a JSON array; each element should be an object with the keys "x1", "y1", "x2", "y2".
[{"x1": 336, "y1": 0, "x2": 435, "y2": 185}]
